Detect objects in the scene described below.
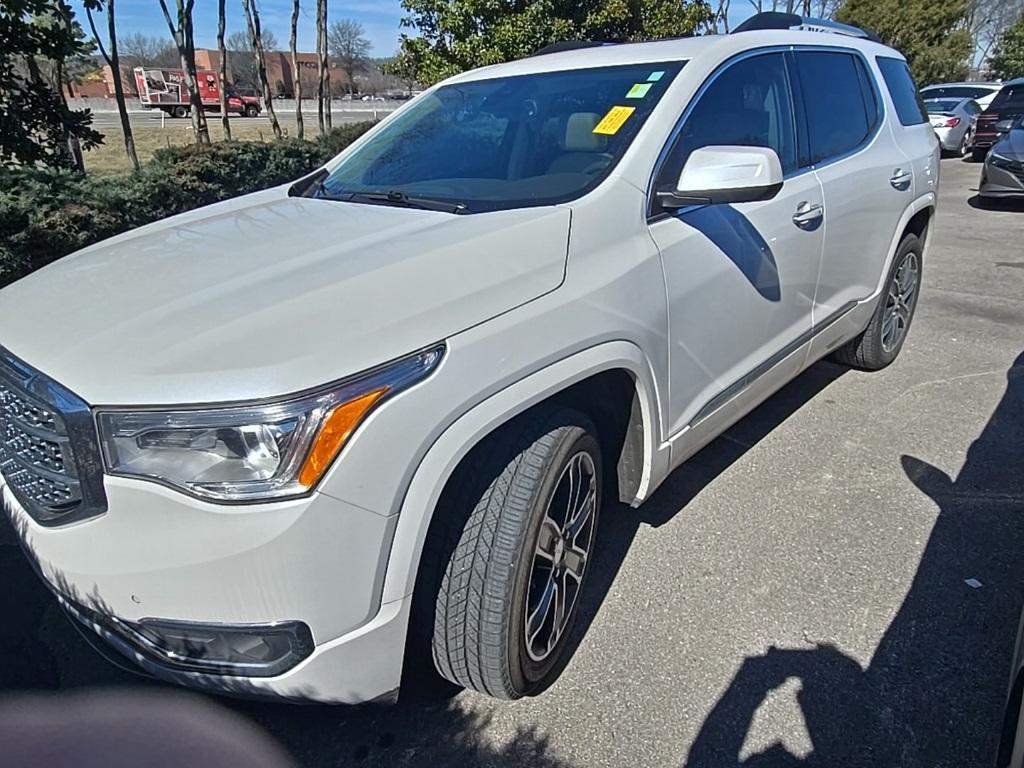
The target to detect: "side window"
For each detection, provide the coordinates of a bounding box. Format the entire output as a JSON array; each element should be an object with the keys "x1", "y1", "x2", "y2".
[
  {"x1": 795, "y1": 51, "x2": 874, "y2": 164},
  {"x1": 877, "y1": 56, "x2": 928, "y2": 126},
  {"x1": 966, "y1": 100, "x2": 981, "y2": 115},
  {"x1": 658, "y1": 52, "x2": 798, "y2": 185}
]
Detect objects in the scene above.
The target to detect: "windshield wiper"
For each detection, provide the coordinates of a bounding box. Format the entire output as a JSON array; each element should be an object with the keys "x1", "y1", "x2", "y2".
[{"x1": 349, "y1": 190, "x2": 468, "y2": 214}]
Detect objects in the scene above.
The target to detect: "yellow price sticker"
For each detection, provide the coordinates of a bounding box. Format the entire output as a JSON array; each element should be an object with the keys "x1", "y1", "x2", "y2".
[{"x1": 592, "y1": 106, "x2": 636, "y2": 136}]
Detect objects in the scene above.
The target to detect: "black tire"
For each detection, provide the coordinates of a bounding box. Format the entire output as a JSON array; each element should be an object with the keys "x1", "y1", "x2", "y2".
[
  {"x1": 971, "y1": 147, "x2": 987, "y2": 163},
  {"x1": 429, "y1": 407, "x2": 602, "y2": 699},
  {"x1": 244, "y1": 104, "x2": 259, "y2": 118},
  {"x1": 171, "y1": 105, "x2": 188, "y2": 119},
  {"x1": 832, "y1": 233, "x2": 922, "y2": 371}
]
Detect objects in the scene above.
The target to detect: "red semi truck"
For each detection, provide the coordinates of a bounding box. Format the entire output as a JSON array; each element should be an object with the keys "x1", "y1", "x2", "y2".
[{"x1": 134, "y1": 67, "x2": 262, "y2": 118}]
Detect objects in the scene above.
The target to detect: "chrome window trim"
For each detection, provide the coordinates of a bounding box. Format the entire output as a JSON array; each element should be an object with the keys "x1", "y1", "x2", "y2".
[{"x1": 645, "y1": 43, "x2": 887, "y2": 220}]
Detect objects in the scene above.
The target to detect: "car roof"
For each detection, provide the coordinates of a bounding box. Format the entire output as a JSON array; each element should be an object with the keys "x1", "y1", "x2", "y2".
[
  {"x1": 444, "y1": 29, "x2": 899, "y2": 85},
  {"x1": 923, "y1": 82, "x2": 1001, "y2": 89},
  {"x1": 1002, "y1": 77, "x2": 1024, "y2": 87}
]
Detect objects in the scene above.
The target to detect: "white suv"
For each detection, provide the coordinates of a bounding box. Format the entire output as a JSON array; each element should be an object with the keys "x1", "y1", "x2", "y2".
[{"x1": 0, "y1": 14, "x2": 938, "y2": 704}]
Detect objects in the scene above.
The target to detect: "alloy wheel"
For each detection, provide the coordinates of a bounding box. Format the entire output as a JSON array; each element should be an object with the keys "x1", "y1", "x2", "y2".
[
  {"x1": 524, "y1": 451, "x2": 597, "y2": 663},
  {"x1": 881, "y1": 252, "x2": 919, "y2": 353}
]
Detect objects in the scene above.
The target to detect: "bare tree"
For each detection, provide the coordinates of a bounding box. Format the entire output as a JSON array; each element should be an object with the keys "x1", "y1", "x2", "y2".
[
  {"x1": 967, "y1": 0, "x2": 1024, "y2": 74},
  {"x1": 216, "y1": 0, "x2": 231, "y2": 139},
  {"x1": 119, "y1": 32, "x2": 179, "y2": 66},
  {"x1": 51, "y1": 0, "x2": 87, "y2": 171},
  {"x1": 226, "y1": 27, "x2": 277, "y2": 89},
  {"x1": 328, "y1": 19, "x2": 370, "y2": 95},
  {"x1": 289, "y1": 0, "x2": 303, "y2": 138},
  {"x1": 316, "y1": 0, "x2": 331, "y2": 134},
  {"x1": 84, "y1": 0, "x2": 139, "y2": 170},
  {"x1": 241, "y1": 0, "x2": 281, "y2": 138},
  {"x1": 156, "y1": 0, "x2": 210, "y2": 144}
]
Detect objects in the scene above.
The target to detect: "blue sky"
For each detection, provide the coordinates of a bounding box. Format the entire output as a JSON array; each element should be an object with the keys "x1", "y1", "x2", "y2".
[
  {"x1": 72, "y1": 1, "x2": 765, "y2": 59},
  {"x1": 72, "y1": 0, "x2": 408, "y2": 57}
]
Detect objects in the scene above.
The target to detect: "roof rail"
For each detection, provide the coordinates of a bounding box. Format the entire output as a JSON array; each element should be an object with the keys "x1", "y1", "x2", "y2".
[
  {"x1": 732, "y1": 11, "x2": 881, "y2": 43},
  {"x1": 531, "y1": 40, "x2": 617, "y2": 57}
]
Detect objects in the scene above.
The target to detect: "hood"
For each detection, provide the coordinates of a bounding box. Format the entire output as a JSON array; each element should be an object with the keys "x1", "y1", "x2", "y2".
[
  {"x1": 994, "y1": 129, "x2": 1024, "y2": 158},
  {"x1": 0, "y1": 188, "x2": 570, "y2": 405}
]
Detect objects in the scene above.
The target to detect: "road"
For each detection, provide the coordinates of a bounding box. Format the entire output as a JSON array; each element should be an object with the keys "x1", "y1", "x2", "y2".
[
  {"x1": 2, "y1": 157, "x2": 1023, "y2": 768},
  {"x1": 87, "y1": 105, "x2": 396, "y2": 131}
]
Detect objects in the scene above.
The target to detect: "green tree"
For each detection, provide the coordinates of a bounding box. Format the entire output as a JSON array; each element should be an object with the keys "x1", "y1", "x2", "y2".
[
  {"x1": 0, "y1": 0, "x2": 103, "y2": 169},
  {"x1": 989, "y1": 15, "x2": 1024, "y2": 80},
  {"x1": 391, "y1": 0, "x2": 712, "y2": 86},
  {"x1": 836, "y1": 0, "x2": 971, "y2": 84}
]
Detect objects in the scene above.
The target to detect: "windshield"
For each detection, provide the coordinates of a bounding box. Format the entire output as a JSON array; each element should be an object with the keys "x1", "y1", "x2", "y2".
[
  {"x1": 925, "y1": 99, "x2": 962, "y2": 114},
  {"x1": 316, "y1": 62, "x2": 684, "y2": 213}
]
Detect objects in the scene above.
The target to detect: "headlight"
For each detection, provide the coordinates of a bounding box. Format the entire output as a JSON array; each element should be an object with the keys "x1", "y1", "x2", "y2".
[
  {"x1": 990, "y1": 151, "x2": 1016, "y2": 168},
  {"x1": 96, "y1": 344, "x2": 444, "y2": 502}
]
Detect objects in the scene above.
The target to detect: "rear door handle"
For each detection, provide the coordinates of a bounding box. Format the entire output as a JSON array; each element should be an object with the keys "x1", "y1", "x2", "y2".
[
  {"x1": 792, "y1": 201, "x2": 824, "y2": 231},
  {"x1": 890, "y1": 168, "x2": 912, "y2": 191}
]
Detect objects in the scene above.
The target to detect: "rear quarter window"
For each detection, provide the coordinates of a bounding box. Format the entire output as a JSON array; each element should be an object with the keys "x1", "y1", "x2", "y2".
[{"x1": 877, "y1": 57, "x2": 928, "y2": 126}]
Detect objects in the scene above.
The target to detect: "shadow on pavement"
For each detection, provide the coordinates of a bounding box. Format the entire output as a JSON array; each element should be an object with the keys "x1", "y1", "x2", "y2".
[
  {"x1": 968, "y1": 194, "x2": 1024, "y2": 212},
  {"x1": 686, "y1": 351, "x2": 1024, "y2": 768},
  {"x1": 0, "y1": 358, "x2": 852, "y2": 767}
]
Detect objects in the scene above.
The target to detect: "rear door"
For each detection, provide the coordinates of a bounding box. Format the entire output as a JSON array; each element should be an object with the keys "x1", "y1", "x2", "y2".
[{"x1": 796, "y1": 49, "x2": 912, "y2": 323}]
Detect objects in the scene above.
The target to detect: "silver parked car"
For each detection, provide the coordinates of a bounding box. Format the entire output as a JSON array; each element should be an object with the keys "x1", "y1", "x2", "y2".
[
  {"x1": 924, "y1": 97, "x2": 980, "y2": 156},
  {"x1": 921, "y1": 81, "x2": 1003, "y2": 110},
  {"x1": 980, "y1": 116, "x2": 1024, "y2": 200}
]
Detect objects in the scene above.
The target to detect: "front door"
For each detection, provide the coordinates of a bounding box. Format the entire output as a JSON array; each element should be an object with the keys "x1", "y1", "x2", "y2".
[{"x1": 648, "y1": 51, "x2": 824, "y2": 437}]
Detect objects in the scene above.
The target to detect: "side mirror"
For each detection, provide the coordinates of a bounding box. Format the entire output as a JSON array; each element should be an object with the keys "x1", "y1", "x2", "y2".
[
  {"x1": 995, "y1": 119, "x2": 1013, "y2": 135},
  {"x1": 658, "y1": 146, "x2": 784, "y2": 210}
]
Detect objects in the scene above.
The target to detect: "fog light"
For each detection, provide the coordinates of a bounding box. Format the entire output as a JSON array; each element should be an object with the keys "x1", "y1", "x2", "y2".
[{"x1": 114, "y1": 617, "x2": 314, "y2": 678}]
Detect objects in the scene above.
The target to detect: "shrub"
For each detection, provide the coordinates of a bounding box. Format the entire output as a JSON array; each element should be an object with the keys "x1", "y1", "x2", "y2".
[{"x1": 0, "y1": 122, "x2": 375, "y2": 289}]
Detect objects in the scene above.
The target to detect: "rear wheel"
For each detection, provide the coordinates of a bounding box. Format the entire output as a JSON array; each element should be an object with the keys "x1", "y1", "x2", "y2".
[
  {"x1": 429, "y1": 407, "x2": 602, "y2": 699},
  {"x1": 832, "y1": 233, "x2": 922, "y2": 371},
  {"x1": 171, "y1": 105, "x2": 188, "y2": 119}
]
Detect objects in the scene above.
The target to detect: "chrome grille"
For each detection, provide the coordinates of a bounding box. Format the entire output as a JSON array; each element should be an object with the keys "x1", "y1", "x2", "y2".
[{"x1": 0, "y1": 347, "x2": 106, "y2": 526}]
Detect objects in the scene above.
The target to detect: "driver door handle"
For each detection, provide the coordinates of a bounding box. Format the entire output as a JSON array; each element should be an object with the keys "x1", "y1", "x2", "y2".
[
  {"x1": 890, "y1": 168, "x2": 913, "y2": 191},
  {"x1": 792, "y1": 201, "x2": 824, "y2": 231}
]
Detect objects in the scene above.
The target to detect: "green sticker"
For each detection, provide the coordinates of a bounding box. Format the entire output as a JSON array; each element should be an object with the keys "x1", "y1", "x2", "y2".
[
  {"x1": 626, "y1": 83, "x2": 653, "y2": 99},
  {"x1": 647, "y1": 70, "x2": 665, "y2": 82}
]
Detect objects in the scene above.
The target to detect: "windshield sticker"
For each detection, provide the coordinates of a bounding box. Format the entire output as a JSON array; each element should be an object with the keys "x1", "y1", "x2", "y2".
[
  {"x1": 647, "y1": 71, "x2": 665, "y2": 82},
  {"x1": 593, "y1": 106, "x2": 636, "y2": 135},
  {"x1": 626, "y1": 83, "x2": 653, "y2": 99}
]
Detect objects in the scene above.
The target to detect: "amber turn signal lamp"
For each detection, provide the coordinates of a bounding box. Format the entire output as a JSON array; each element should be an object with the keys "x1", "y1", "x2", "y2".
[{"x1": 298, "y1": 387, "x2": 389, "y2": 487}]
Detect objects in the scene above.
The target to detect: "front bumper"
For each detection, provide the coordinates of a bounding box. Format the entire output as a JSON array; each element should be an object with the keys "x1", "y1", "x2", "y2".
[
  {"x1": 980, "y1": 162, "x2": 1024, "y2": 198},
  {"x1": 1, "y1": 472, "x2": 410, "y2": 703}
]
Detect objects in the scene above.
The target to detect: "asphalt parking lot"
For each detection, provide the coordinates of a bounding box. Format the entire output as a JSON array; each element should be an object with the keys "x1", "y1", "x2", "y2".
[{"x1": 2, "y1": 156, "x2": 1022, "y2": 767}]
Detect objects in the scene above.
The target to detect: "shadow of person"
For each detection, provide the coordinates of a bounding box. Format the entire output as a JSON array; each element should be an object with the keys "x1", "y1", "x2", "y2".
[{"x1": 686, "y1": 351, "x2": 1024, "y2": 768}]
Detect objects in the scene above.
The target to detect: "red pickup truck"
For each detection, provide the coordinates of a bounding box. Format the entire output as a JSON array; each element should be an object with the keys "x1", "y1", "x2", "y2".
[{"x1": 134, "y1": 67, "x2": 262, "y2": 119}]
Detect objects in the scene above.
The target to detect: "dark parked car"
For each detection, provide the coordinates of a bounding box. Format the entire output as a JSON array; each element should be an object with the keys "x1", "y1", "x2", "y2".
[
  {"x1": 979, "y1": 116, "x2": 1024, "y2": 200},
  {"x1": 972, "y1": 77, "x2": 1024, "y2": 162}
]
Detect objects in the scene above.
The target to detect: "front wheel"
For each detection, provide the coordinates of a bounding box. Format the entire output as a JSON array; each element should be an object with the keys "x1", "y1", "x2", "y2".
[
  {"x1": 832, "y1": 233, "x2": 922, "y2": 371},
  {"x1": 430, "y1": 408, "x2": 602, "y2": 699},
  {"x1": 171, "y1": 105, "x2": 188, "y2": 119},
  {"x1": 244, "y1": 104, "x2": 259, "y2": 118}
]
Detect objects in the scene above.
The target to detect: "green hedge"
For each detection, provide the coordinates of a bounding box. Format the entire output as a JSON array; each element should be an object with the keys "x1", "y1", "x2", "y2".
[{"x1": 0, "y1": 122, "x2": 374, "y2": 289}]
